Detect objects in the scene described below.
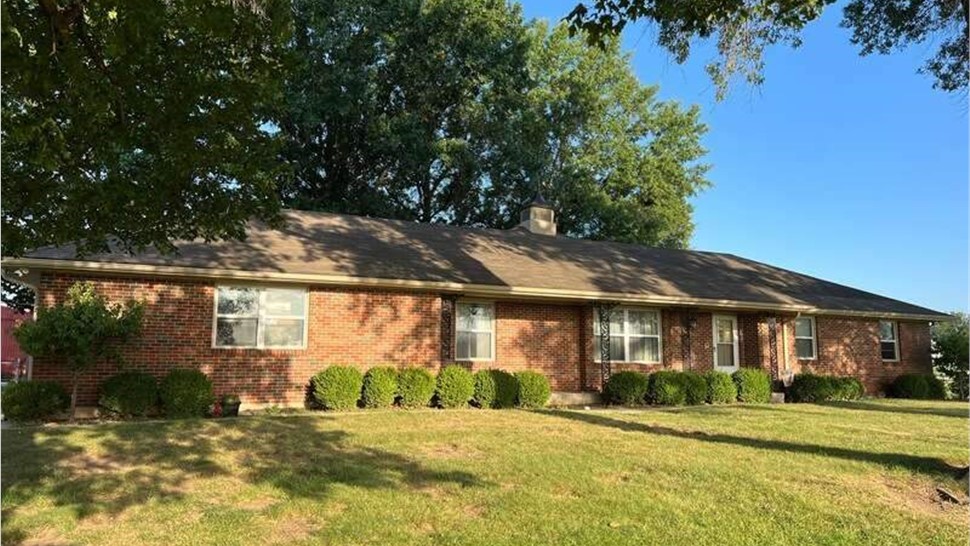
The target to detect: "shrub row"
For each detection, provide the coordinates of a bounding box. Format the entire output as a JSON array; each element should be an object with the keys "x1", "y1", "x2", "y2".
[
  {"x1": 603, "y1": 368, "x2": 772, "y2": 406},
  {"x1": 888, "y1": 374, "x2": 946, "y2": 400},
  {"x1": 311, "y1": 365, "x2": 551, "y2": 410},
  {"x1": 1, "y1": 368, "x2": 215, "y2": 422},
  {"x1": 788, "y1": 373, "x2": 864, "y2": 403}
]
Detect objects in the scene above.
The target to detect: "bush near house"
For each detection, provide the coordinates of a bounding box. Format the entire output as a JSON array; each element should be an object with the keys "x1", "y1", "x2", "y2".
[
  {"x1": 361, "y1": 367, "x2": 398, "y2": 409},
  {"x1": 436, "y1": 365, "x2": 475, "y2": 408},
  {"x1": 312, "y1": 366, "x2": 364, "y2": 411},
  {"x1": 603, "y1": 371, "x2": 650, "y2": 406},
  {"x1": 681, "y1": 372, "x2": 708, "y2": 406},
  {"x1": 515, "y1": 371, "x2": 551, "y2": 408},
  {"x1": 473, "y1": 369, "x2": 518, "y2": 409},
  {"x1": 160, "y1": 369, "x2": 215, "y2": 418},
  {"x1": 732, "y1": 368, "x2": 771, "y2": 403},
  {"x1": 1, "y1": 381, "x2": 69, "y2": 422},
  {"x1": 397, "y1": 367, "x2": 436, "y2": 408},
  {"x1": 100, "y1": 371, "x2": 159, "y2": 417},
  {"x1": 789, "y1": 374, "x2": 864, "y2": 403},
  {"x1": 706, "y1": 371, "x2": 737, "y2": 404},
  {"x1": 889, "y1": 374, "x2": 946, "y2": 400},
  {"x1": 648, "y1": 370, "x2": 686, "y2": 406}
]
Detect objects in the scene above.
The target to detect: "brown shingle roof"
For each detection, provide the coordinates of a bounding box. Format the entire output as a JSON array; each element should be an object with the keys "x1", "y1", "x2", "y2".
[{"x1": 16, "y1": 209, "x2": 947, "y2": 318}]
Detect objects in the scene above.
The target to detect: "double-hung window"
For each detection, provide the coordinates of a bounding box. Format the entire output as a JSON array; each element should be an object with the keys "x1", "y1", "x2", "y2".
[
  {"x1": 794, "y1": 316, "x2": 817, "y2": 359},
  {"x1": 214, "y1": 286, "x2": 307, "y2": 349},
  {"x1": 879, "y1": 320, "x2": 899, "y2": 361},
  {"x1": 456, "y1": 302, "x2": 494, "y2": 361},
  {"x1": 593, "y1": 308, "x2": 662, "y2": 363}
]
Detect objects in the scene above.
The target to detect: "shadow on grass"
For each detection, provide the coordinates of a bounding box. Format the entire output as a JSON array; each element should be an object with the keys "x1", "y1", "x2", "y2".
[
  {"x1": 539, "y1": 409, "x2": 963, "y2": 480},
  {"x1": 1, "y1": 415, "x2": 486, "y2": 543},
  {"x1": 818, "y1": 400, "x2": 968, "y2": 419}
]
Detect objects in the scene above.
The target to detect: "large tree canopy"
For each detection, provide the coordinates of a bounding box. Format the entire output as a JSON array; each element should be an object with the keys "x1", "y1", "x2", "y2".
[
  {"x1": 1, "y1": 0, "x2": 292, "y2": 259},
  {"x1": 565, "y1": 0, "x2": 969, "y2": 99},
  {"x1": 280, "y1": 1, "x2": 709, "y2": 247}
]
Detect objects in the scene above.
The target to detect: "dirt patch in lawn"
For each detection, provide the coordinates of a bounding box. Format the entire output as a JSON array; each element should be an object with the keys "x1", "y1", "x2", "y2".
[{"x1": 419, "y1": 443, "x2": 483, "y2": 460}]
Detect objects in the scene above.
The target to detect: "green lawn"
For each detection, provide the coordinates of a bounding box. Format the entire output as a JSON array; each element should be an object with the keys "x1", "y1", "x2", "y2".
[{"x1": 2, "y1": 399, "x2": 967, "y2": 546}]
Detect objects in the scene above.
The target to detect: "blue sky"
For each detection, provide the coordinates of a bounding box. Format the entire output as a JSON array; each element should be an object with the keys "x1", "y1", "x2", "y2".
[{"x1": 519, "y1": 1, "x2": 969, "y2": 314}]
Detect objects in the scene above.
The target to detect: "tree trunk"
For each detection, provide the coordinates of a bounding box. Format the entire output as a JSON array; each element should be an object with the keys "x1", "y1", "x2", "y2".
[{"x1": 69, "y1": 369, "x2": 79, "y2": 422}]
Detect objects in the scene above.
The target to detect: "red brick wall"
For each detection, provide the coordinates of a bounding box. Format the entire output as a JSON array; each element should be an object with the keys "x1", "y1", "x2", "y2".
[
  {"x1": 794, "y1": 317, "x2": 932, "y2": 394},
  {"x1": 31, "y1": 273, "x2": 933, "y2": 403}
]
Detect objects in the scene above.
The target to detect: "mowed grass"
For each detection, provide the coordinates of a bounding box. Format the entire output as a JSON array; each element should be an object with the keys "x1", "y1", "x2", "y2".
[{"x1": 2, "y1": 399, "x2": 967, "y2": 546}]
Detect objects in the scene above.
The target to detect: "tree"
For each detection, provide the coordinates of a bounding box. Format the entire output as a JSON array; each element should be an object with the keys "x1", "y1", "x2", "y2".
[
  {"x1": 565, "y1": 0, "x2": 969, "y2": 99},
  {"x1": 1, "y1": 0, "x2": 292, "y2": 260},
  {"x1": 281, "y1": 2, "x2": 709, "y2": 247},
  {"x1": 14, "y1": 282, "x2": 144, "y2": 419},
  {"x1": 933, "y1": 312, "x2": 969, "y2": 399}
]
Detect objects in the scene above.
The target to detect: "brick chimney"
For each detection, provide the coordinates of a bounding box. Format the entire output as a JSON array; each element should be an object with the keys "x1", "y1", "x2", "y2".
[{"x1": 518, "y1": 192, "x2": 556, "y2": 236}]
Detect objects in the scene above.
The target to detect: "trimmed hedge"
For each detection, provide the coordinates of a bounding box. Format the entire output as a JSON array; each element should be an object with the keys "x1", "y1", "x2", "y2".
[
  {"x1": 732, "y1": 368, "x2": 771, "y2": 404},
  {"x1": 889, "y1": 374, "x2": 946, "y2": 400},
  {"x1": 604, "y1": 371, "x2": 650, "y2": 406},
  {"x1": 99, "y1": 371, "x2": 158, "y2": 417},
  {"x1": 473, "y1": 369, "x2": 518, "y2": 409},
  {"x1": 649, "y1": 370, "x2": 686, "y2": 406},
  {"x1": 682, "y1": 371, "x2": 708, "y2": 406},
  {"x1": 160, "y1": 369, "x2": 215, "y2": 418},
  {"x1": 789, "y1": 374, "x2": 864, "y2": 403},
  {"x1": 1, "y1": 380, "x2": 69, "y2": 422},
  {"x1": 706, "y1": 371, "x2": 737, "y2": 404},
  {"x1": 398, "y1": 367, "x2": 436, "y2": 408},
  {"x1": 436, "y1": 365, "x2": 475, "y2": 408},
  {"x1": 361, "y1": 367, "x2": 398, "y2": 409},
  {"x1": 515, "y1": 371, "x2": 551, "y2": 408},
  {"x1": 312, "y1": 366, "x2": 364, "y2": 411}
]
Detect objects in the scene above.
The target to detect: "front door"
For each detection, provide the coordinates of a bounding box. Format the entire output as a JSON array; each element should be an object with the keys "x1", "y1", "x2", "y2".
[{"x1": 713, "y1": 315, "x2": 739, "y2": 372}]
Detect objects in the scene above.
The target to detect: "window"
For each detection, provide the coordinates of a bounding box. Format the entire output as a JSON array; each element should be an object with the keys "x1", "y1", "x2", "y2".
[
  {"x1": 456, "y1": 302, "x2": 494, "y2": 361},
  {"x1": 214, "y1": 286, "x2": 307, "y2": 348},
  {"x1": 713, "y1": 315, "x2": 739, "y2": 370},
  {"x1": 794, "y1": 316, "x2": 817, "y2": 360},
  {"x1": 593, "y1": 308, "x2": 662, "y2": 363},
  {"x1": 879, "y1": 320, "x2": 899, "y2": 361}
]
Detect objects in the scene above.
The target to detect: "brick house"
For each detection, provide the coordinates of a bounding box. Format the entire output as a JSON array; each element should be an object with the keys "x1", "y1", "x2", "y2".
[{"x1": 3, "y1": 200, "x2": 948, "y2": 406}]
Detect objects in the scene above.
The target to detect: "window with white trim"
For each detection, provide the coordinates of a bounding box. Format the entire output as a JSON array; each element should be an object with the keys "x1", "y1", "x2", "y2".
[
  {"x1": 593, "y1": 308, "x2": 662, "y2": 363},
  {"x1": 794, "y1": 316, "x2": 817, "y2": 359},
  {"x1": 456, "y1": 302, "x2": 494, "y2": 361},
  {"x1": 879, "y1": 320, "x2": 899, "y2": 361},
  {"x1": 214, "y1": 286, "x2": 307, "y2": 348}
]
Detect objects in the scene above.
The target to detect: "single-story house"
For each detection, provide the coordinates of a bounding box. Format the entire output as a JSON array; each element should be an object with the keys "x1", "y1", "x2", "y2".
[{"x1": 2, "y1": 199, "x2": 949, "y2": 406}]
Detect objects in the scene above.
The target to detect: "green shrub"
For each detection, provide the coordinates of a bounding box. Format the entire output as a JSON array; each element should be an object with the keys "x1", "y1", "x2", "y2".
[
  {"x1": 1, "y1": 381, "x2": 69, "y2": 421},
  {"x1": 706, "y1": 371, "x2": 737, "y2": 404},
  {"x1": 515, "y1": 371, "x2": 551, "y2": 408},
  {"x1": 603, "y1": 371, "x2": 650, "y2": 406},
  {"x1": 649, "y1": 371, "x2": 686, "y2": 406},
  {"x1": 889, "y1": 374, "x2": 945, "y2": 399},
  {"x1": 311, "y1": 366, "x2": 364, "y2": 410},
  {"x1": 436, "y1": 365, "x2": 475, "y2": 408},
  {"x1": 361, "y1": 367, "x2": 398, "y2": 409},
  {"x1": 397, "y1": 367, "x2": 436, "y2": 408},
  {"x1": 832, "y1": 376, "x2": 865, "y2": 401},
  {"x1": 926, "y1": 375, "x2": 947, "y2": 400},
  {"x1": 789, "y1": 374, "x2": 835, "y2": 403},
  {"x1": 732, "y1": 368, "x2": 771, "y2": 403},
  {"x1": 99, "y1": 371, "x2": 158, "y2": 417},
  {"x1": 889, "y1": 374, "x2": 929, "y2": 399},
  {"x1": 681, "y1": 371, "x2": 708, "y2": 405},
  {"x1": 159, "y1": 369, "x2": 215, "y2": 418},
  {"x1": 473, "y1": 369, "x2": 517, "y2": 409}
]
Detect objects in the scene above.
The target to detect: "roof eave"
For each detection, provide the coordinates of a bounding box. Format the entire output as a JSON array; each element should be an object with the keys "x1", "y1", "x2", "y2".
[{"x1": 2, "y1": 257, "x2": 951, "y2": 322}]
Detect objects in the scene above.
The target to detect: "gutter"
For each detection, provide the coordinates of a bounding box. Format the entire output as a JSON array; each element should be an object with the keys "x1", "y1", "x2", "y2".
[{"x1": 1, "y1": 257, "x2": 951, "y2": 322}]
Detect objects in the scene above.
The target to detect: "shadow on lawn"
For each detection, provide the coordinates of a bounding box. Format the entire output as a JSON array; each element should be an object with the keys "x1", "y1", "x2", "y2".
[
  {"x1": 818, "y1": 400, "x2": 968, "y2": 419},
  {"x1": 1, "y1": 415, "x2": 485, "y2": 543},
  {"x1": 540, "y1": 410, "x2": 963, "y2": 479}
]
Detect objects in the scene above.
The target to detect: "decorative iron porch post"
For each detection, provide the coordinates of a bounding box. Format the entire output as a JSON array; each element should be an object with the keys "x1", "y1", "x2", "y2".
[
  {"x1": 766, "y1": 315, "x2": 779, "y2": 381},
  {"x1": 596, "y1": 302, "x2": 617, "y2": 385}
]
